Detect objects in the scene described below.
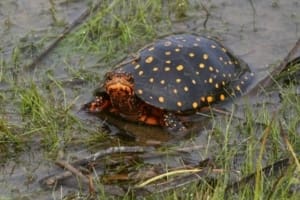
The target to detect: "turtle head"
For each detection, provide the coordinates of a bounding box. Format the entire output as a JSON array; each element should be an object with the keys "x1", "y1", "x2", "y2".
[
  {"x1": 105, "y1": 72, "x2": 134, "y2": 96},
  {"x1": 104, "y1": 72, "x2": 136, "y2": 111}
]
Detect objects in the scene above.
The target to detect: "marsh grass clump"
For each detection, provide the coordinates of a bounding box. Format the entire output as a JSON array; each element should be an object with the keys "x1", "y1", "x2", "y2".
[
  {"x1": 0, "y1": 117, "x2": 24, "y2": 162},
  {"x1": 17, "y1": 81, "x2": 80, "y2": 154},
  {"x1": 278, "y1": 85, "x2": 300, "y2": 156},
  {"x1": 68, "y1": 0, "x2": 170, "y2": 62},
  {"x1": 83, "y1": 0, "x2": 163, "y2": 41},
  {"x1": 221, "y1": 83, "x2": 299, "y2": 199}
]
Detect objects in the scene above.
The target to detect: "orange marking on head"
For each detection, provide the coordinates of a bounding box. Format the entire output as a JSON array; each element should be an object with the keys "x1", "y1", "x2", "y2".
[{"x1": 105, "y1": 73, "x2": 134, "y2": 94}]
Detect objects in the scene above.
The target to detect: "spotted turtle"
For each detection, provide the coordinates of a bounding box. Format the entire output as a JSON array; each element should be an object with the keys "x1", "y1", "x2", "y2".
[{"x1": 85, "y1": 34, "x2": 254, "y2": 133}]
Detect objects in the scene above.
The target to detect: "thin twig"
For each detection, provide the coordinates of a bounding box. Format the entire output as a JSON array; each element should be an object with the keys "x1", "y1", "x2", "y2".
[
  {"x1": 55, "y1": 160, "x2": 90, "y2": 184},
  {"x1": 134, "y1": 168, "x2": 210, "y2": 196},
  {"x1": 136, "y1": 167, "x2": 228, "y2": 188},
  {"x1": 42, "y1": 169, "x2": 73, "y2": 187},
  {"x1": 40, "y1": 146, "x2": 150, "y2": 188},
  {"x1": 53, "y1": 160, "x2": 98, "y2": 195},
  {"x1": 200, "y1": 3, "x2": 210, "y2": 29},
  {"x1": 136, "y1": 168, "x2": 204, "y2": 188},
  {"x1": 248, "y1": 0, "x2": 257, "y2": 32},
  {"x1": 88, "y1": 146, "x2": 149, "y2": 161}
]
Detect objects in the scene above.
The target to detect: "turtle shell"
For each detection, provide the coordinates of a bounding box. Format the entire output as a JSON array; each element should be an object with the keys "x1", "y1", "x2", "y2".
[{"x1": 115, "y1": 34, "x2": 253, "y2": 112}]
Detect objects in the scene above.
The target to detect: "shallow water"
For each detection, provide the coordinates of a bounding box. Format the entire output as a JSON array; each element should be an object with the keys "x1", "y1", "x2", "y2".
[{"x1": 0, "y1": 0, "x2": 299, "y2": 198}]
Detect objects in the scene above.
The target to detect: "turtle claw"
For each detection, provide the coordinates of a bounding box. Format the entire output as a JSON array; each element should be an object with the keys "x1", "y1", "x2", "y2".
[
  {"x1": 163, "y1": 113, "x2": 187, "y2": 134},
  {"x1": 82, "y1": 92, "x2": 111, "y2": 113}
]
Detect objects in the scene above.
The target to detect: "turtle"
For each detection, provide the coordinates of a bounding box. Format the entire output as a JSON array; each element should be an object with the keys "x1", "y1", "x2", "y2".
[{"x1": 84, "y1": 34, "x2": 254, "y2": 133}]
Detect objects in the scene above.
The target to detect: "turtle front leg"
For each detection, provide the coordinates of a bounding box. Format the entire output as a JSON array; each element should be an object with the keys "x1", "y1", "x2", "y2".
[
  {"x1": 83, "y1": 92, "x2": 111, "y2": 113},
  {"x1": 162, "y1": 112, "x2": 187, "y2": 134}
]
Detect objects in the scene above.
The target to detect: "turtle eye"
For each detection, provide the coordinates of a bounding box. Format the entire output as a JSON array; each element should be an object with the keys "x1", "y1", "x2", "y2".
[
  {"x1": 128, "y1": 76, "x2": 134, "y2": 83},
  {"x1": 126, "y1": 74, "x2": 134, "y2": 83}
]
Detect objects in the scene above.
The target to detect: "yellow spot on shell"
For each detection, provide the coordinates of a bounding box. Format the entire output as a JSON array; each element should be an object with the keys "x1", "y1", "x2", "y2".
[
  {"x1": 138, "y1": 71, "x2": 144, "y2": 76},
  {"x1": 164, "y1": 66, "x2": 171, "y2": 72},
  {"x1": 158, "y1": 96, "x2": 165, "y2": 103},
  {"x1": 222, "y1": 47, "x2": 227, "y2": 52},
  {"x1": 192, "y1": 102, "x2": 198, "y2": 109},
  {"x1": 200, "y1": 97, "x2": 206, "y2": 102},
  {"x1": 176, "y1": 78, "x2": 181, "y2": 83},
  {"x1": 149, "y1": 78, "x2": 154, "y2": 83},
  {"x1": 152, "y1": 67, "x2": 159, "y2": 71},
  {"x1": 208, "y1": 78, "x2": 213, "y2": 84},
  {"x1": 145, "y1": 56, "x2": 154, "y2": 64},
  {"x1": 199, "y1": 63, "x2": 205, "y2": 69},
  {"x1": 177, "y1": 101, "x2": 183, "y2": 107},
  {"x1": 236, "y1": 85, "x2": 241, "y2": 91},
  {"x1": 203, "y1": 54, "x2": 209, "y2": 60},
  {"x1": 173, "y1": 89, "x2": 178, "y2": 94},
  {"x1": 220, "y1": 94, "x2": 225, "y2": 101},
  {"x1": 137, "y1": 89, "x2": 143, "y2": 94},
  {"x1": 207, "y1": 96, "x2": 214, "y2": 103},
  {"x1": 175, "y1": 48, "x2": 180, "y2": 52},
  {"x1": 134, "y1": 64, "x2": 140, "y2": 69},
  {"x1": 211, "y1": 44, "x2": 216, "y2": 48},
  {"x1": 192, "y1": 79, "x2": 196, "y2": 84},
  {"x1": 215, "y1": 83, "x2": 219, "y2": 88},
  {"x1": 189, "y1": 52, "x2": 195, "y2": 58},
  {"x1": 176, "y1": 64, "x2": 184, "y2": 71},
  {"x1": 184, "y1": 86, "x2": 189, "y2": 92},
  {"x1": 165, "y1": 51, "x2": 171, "y2": 56},
  {"x1": 165, "y1": 60, "x2": 172, "y2": 64},
  {"x1": 160, "y1": 80, "x2": 165, "y2": 84},
  {"x1": 209, "y1": 66, "x2": 214, "y2": 72}
]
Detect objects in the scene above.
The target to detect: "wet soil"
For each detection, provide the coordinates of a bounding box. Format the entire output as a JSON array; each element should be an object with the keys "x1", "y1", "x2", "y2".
[{"x1": 0, "y1": 0, "x2": 299, "y2": 199}]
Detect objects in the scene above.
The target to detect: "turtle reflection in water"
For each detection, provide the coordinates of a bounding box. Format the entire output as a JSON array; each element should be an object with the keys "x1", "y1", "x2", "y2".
[{"x1": 84, "y1": 34, "x2": 254, "y2": 133}]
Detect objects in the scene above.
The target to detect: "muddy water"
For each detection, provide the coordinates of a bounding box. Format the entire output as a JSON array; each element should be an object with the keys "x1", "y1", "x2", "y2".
[{"x1": 0, "y1": 0, "x2": 299, "y2": 199}]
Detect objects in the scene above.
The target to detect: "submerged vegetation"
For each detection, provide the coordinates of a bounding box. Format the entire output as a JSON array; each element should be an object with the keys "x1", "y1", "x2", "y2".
[{"x1": 0, "y1": 0, "x2": 299, "y2": 199}]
